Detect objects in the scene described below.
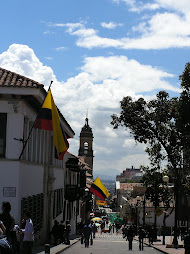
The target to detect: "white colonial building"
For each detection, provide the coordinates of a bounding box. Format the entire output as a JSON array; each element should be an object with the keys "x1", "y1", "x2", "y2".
[{"x1": 0, "y1": 67, "x2": 87, "y2": 244}]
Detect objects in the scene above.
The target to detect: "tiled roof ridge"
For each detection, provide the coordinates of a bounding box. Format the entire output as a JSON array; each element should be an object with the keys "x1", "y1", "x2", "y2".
[{"x1": 0, "y1": 67, "x2": 44, "y2": 88}]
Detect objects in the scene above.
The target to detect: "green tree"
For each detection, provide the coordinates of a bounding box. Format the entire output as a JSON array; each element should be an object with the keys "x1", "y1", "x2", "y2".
[
  {"x1": 111, "y1": 63, "x2": 190, "y2": 245},
  {"x1": 111, "y1": 91, "x2": 182, "y2": 172}
]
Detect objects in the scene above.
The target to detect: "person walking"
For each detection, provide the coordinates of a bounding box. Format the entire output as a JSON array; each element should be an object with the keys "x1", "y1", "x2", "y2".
[
  {"x1": 21, "y1": 211, "x2": 34, "y2": 254},
  {"x1": 83, "y1": 222, "x2": 92, "y2": 248},
  {"x1": 51, "y1": 220, "x2": 59, "y2": 246},
  {"x1": 92, "y1": 223, "x2": 97, "y2": 238},
  {"x1": 112, "y1": 223, "x2": 115, "y2": 233},
  {"x1": 126, "y1": 226, "x2": 134, "y2": 250},
  {"x1": 148, "y1": 226, "x2": 154, "y2": 245},
  {"x1": 65, "y1": 220, "x2": 71, "y2": 245},
  {"x1": 0, "y1": 201, "x2": 15, "y2": 244},
  {"x1": 138, "y1": 226, "x2": 146, "y2": 251},
  {"x1": 184, "y1": 229, "x2": 190, "y2": 254},
  {"x1": 58, "y1": 221, "x2": 65, "y2": 243}
]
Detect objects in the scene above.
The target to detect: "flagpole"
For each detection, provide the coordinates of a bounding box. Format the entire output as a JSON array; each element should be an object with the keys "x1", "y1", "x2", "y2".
[{"x1": 18, "y1": 81, "x2": 53, "y2": 159}]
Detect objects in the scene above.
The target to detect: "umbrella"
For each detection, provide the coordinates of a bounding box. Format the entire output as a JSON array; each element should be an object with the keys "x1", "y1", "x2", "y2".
[{"x1": 91, "y1": 217, "x2": 102, "y2": 221}]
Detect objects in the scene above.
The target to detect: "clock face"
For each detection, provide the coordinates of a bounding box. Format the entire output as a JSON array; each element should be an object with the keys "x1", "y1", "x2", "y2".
[{"x1": 84, "y1": 150, "x2": 88, "y2": 154}]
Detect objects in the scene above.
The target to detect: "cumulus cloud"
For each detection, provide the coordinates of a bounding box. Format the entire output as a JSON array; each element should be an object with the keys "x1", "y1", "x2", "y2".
[
  {"x1": 46, "y1": 2, "x2": 190, "y2": 50},
  {"x1": 101, "y1": 22, "x2": 123, "y2": 29},
  {"x1": 0, "y1": 44, "x2": 55, "y2": 85},
  {"x1": 0, "y1": 44, "x2": 179, "y2": 175},
  {"x1": 113, "y1": 0, "x2": 190, "y2": 14}
]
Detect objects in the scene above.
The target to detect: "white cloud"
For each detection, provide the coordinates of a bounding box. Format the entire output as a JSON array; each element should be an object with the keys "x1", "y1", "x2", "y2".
[
  {"x1": 113, "y1": 0, "x2": 190, "y2": 14},
  {"x1": 0, "y1": 44, "x2": 55, "y2": 85},
  {"x1": 0, "y1": 44, "x2": 179, "y2": 176},
  {"x1": 101, "y1": 22, "x2": 123, "y2": 29},
  {"x1": 44, "y1": 2, "x2": 190, "y2": 51},
  {"x1": 112, "y1": 0, "x2": 159, "y2": 13},
  {"x1": 44, "y1": 57, "x2": 53, "y2": 60},
  {"x1": 52, "y1": 14, "x2": 190, "y2": 50},
  {"x1": 55, "y1": 46, "x2": 67, "y2": 51}
]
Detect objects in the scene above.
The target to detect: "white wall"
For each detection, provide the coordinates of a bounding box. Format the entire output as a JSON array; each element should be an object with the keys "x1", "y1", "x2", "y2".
[
  {"x1": 20, "y1": 162, "x2": 44, "y2": 197},
  {"x1": 0, "y1": 161, "x2": 20, "y2": 223},
  {"x1": 139, "y1": 207, "x2": 174, "y2": 227}
]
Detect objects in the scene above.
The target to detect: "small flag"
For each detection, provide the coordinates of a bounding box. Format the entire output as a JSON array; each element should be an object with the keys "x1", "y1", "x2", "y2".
[
  {"x1": 90, "y1": 177, "x2": 110, "y2": 200},
  {"x1": 34, "y1": 89, "x2": 69, "y2": 159}
]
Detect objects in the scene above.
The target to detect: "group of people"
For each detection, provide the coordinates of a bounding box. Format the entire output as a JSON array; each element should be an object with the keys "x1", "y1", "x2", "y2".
[
  {"x1": 0, "y1": 201, "x2": 34, "y2": 254},
  {"x1": 81, "y1": 221, "x2": 97, "y2": 248},
  {"x1": 50, "y1": 220, "x2": 71, "y2": 246},
  {"x1": 122, "y1": 224, "x2": 154, "y2": 251}
]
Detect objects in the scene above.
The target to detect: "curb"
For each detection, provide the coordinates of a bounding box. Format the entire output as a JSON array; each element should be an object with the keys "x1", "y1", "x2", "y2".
[
  {"x1": 53, "y1": 239, "x2": 80, "y2": 254},
  {"x1": 144, "y1": 242, "x2": 169, "y2": 254},
  {"x1": 134, "y1": 237, "x2": 169, "y2": 254}
]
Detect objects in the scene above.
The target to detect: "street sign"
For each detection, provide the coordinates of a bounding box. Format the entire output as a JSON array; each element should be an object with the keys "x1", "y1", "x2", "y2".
[
  {"x1": 154, "y1": 207, "x2": 163, "y2": 216},
  {"x1": 96, "y1": 200, "x2": 107, "y2": 206}
]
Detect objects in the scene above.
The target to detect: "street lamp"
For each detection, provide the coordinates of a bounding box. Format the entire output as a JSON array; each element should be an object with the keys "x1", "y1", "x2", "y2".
[
  {"x1": 136, "y1": 196, "x2": 141, "y2": 227},
  {"x1": 163, "y1": 175, "x2": 169, "y2": 184},
  {"x1": 186, "y1": 175, "x2": 190, "y2": 230},
  {"x1": 162, "y1": 175, "x2": 169, "y2": 245}
]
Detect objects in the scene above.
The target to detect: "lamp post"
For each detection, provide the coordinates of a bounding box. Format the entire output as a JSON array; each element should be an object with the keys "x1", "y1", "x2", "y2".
[
  {"x1": 173, "y1": 168, "x2": 180, "y2": 247},
  {"x1": 136, "y1": 196, "x2": 141, "y2": 228},
  {"x1": 162, "y1": 175, "x2": 169, "y2": 245},
  {"x1": 164, "y1": 211, "x2": 172, "y2": 245},
  {"x1": 186, "y1": 175, "x2": 190, "y2": 230}
]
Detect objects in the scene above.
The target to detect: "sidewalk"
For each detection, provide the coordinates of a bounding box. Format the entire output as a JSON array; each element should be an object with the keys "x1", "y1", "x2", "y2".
[
  {"x1": 32, "y1": 235, "x2": 80, "y2": 254},
  {"x1": 144, "y1": 236, "x2": 184, "y2": 254}
]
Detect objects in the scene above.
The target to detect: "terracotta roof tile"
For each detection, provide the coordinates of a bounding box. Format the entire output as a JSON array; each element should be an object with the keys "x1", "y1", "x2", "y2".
[{"x1": 0, "y1": 67, "x2": 44, "y2": 88}]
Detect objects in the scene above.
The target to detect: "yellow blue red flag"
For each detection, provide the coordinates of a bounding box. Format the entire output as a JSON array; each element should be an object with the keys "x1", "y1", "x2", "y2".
[
  {"x1": 34, "y1": 89, "x2": 69, "y2": 159},
  {"x1": 90, "y1": 177, "x2": 110, "y2": 200}
]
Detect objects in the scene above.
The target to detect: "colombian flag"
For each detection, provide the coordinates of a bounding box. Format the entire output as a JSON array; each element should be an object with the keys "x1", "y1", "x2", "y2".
[
  {"x1": 34, "y1": 89, "x2": 69, "y2": 159},
  {"x1": 90, "y1": 177, "x2": 110, "y2": 200}
]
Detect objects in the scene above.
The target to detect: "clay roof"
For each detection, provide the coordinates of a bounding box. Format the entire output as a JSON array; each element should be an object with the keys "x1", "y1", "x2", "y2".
[{"x1": 0, "y1": 67, "x2": 44, "y2": 88}]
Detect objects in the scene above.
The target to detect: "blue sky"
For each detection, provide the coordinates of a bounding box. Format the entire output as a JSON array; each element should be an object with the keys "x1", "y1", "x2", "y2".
[{"x1": 1, "y1": 0, "x2": 190, "y2": 179}]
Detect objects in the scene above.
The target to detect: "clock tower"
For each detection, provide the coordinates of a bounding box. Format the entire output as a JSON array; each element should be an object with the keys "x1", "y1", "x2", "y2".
[{"x1": 78, "y1": 117, "x2": 94, "y2": 176}]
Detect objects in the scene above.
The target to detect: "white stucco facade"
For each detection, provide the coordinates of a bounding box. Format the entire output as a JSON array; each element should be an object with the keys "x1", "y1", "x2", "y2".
[{"x1": 0, "y1": 79, "x2": 82, "y2": 245}]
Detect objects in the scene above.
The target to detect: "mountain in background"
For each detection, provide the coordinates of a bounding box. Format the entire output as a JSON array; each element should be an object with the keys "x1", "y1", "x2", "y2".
[{"x1": 93, "y1": 173, "x2": 116, "y2": 182}]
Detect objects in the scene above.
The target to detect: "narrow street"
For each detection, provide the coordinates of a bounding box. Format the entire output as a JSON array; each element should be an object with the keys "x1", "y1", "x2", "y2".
[{"x1": 61, "y1": 233, "x2": 161, "y2": 254}]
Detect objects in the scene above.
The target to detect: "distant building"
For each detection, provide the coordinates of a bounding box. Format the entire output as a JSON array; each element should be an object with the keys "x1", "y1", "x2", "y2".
[
  {"x1": 116, "y1": 166, "x2": 143, "y2": 183},
  {"x1": 78, "y1": 117, "x2": 94, "y2": 176}
]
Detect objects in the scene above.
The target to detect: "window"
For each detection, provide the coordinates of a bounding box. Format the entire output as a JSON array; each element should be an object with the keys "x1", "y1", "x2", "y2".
[
  {"x1": 53, "y1": 188, "x2": 63, "y2": 218},
  {"x1": 21, "y1": 193, "x2": 44, "y2": 233},
  {"x1": 0, "y1": 113, "x2": 7, "y2": 158},
  {"x1": 84, "y1": 142, "x2": 88, "y2": 154}
]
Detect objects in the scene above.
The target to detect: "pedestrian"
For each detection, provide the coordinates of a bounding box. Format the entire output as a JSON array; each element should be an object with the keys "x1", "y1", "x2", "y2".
[
  {"x1": 138, "y1": 226, "x2": 146, "y2": 251},
  {"x1": 65, "y1": 220, "x2": 71, "y2": 245},
  {"x1": 20, "y1": 211, "x2": 34, "y2": 254},
  {"x1": 112, "y1": 223, "x2": 115, "y2": 233},
  {"x1": 184, "y1": 229, "x2": 190, "y2": 254},
  {"x1": 0, "y1": 201, "x2": 15, "y2": 244},
  {"x1": 83, "y1": 222, "x2": 92, "y2": 248},
  {"x1": 92, "y1": 223, "x2": 97, "y2": 238},
  {"x1": 58, "y1": 221, "x2": 65, "y2": 243},
  {"x1": 126, "y1": 226, "x2": 134, "y2": 250},
  {"x1": 109, "y1": 224, "x2": 112, "y2": 233},
  {"x1": 148, "y1": 226, "x2": 154, "y2": 245},
  {"x1": 51, "y1": 220, "x2": 59, "y2": 246},
  {"x1": 0, "y1": 221, "x2": 11, "y2": 254}
]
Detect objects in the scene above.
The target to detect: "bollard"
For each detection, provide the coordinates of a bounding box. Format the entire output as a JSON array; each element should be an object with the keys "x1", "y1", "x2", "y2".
[{"x1": 45, "y1": 244, "x2": 50, "y2": 254}]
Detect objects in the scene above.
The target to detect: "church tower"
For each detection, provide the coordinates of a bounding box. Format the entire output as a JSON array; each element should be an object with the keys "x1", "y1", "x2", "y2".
[{"x1": 78, "y1": 117, "x2": 94, "y2": 176}]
